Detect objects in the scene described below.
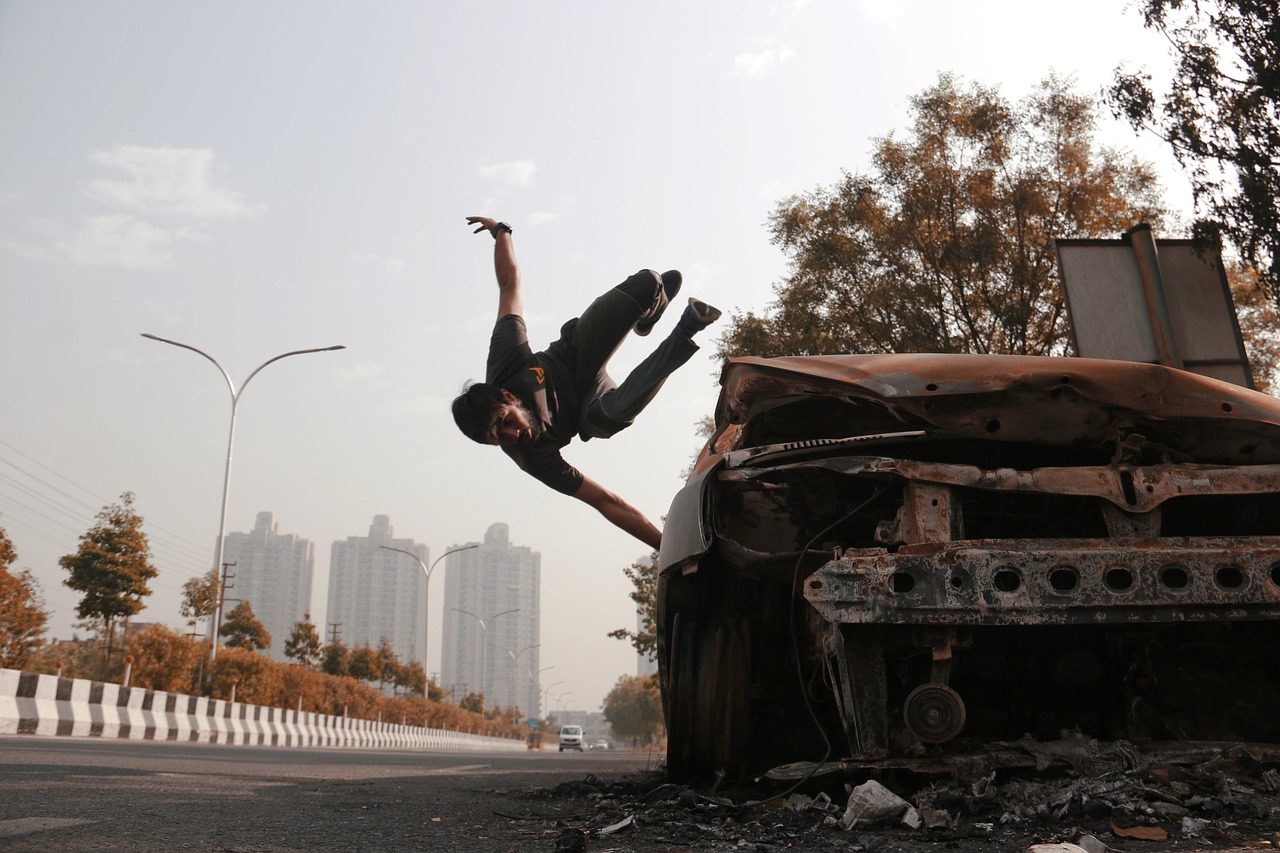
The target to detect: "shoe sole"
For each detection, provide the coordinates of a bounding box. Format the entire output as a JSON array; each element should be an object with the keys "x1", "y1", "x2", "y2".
[
  {"x1": 688, "y1": 298, "x2": 721, "y2": 325},
  {"x1": 634, "y1": 271, "x2": 683, "y2": 336}
]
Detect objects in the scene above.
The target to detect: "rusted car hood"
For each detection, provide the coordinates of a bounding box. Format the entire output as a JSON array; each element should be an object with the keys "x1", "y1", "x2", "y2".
[{"x1": 714, "y1": 353, "x2": 1280, "y2": 463}]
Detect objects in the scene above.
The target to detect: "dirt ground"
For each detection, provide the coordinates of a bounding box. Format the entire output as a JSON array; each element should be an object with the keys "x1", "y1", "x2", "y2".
[{"x1": 503, "y1": 737, "x2": 1280, "y2": 852}]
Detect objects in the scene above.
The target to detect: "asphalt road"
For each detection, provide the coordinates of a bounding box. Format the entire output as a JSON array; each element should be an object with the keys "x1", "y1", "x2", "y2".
[{"x1": 0, "y1": 735, "x2": 662, "y2": 852}]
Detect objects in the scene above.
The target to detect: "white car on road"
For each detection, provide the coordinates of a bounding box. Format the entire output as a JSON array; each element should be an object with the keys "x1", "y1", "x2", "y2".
[{"x1": 558, "y1": 725, "x2": 584, "y2": 752}]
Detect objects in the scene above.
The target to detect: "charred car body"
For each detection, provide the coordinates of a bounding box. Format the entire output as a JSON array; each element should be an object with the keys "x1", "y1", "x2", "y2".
[{"x1": 658, "y1": 353, "x2": 1280, "y2": 780}]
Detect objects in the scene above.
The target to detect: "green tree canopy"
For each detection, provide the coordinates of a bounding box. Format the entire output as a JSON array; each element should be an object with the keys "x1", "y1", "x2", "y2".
[
  {"x1": 0, "y1": 525, "x2": 49, "y2": 669},
  {"x1": 320, "y1": 639, "x2": 350, "y2": 676},
  {"x1": 375, "y1": 637, "x2": 399, "y2": 690},
  {"x1": 602, "y1": 674, "x2": 664, "y2": 740},
  {"x1": 1109, "y1": 0, "x2": 1280, "y2": 301},
  {"x1": 180, "y1": 569, "x2": 220, "y2": 633},
  {"x1": 220, "y1": 600, "x2": 271, "y2": 651},
  {"x1": 395, "y1": 659, "x2": 428, "y2": 697},
  {"x1": 459, "y1": 691, "x2": 485, "y2": 714},
  {"x1": 717, "y1": 73, "x2": 1166, "y2": 362},
  {"x1": 59, "y1": 492, "x2": 157, "y2": 661},
  {"x1": 284, "y1": 614, "x2": 322, "y2": 668},
  {"x1": 127, "y1": 624, "x2": 200, "y2": 692},
  {"x1": 1228, "y1": 261, "x2": 1280, "y2": 391},
  {"x1": 348, "y1": 643, "x2": 381, "y2": 683},
  {"x1": 608, "y1": 551, "x2": 658, "y2": 663}
]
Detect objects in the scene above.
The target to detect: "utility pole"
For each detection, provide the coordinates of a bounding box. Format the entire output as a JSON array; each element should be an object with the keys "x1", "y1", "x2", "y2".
[{"x1": 213, "y1": 562, "x2": 236, "y2": 653}]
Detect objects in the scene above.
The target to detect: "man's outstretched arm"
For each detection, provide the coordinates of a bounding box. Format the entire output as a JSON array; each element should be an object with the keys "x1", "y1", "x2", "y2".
[
  {"x1": 466, "y1": 215, "x2": 522, "y2": 319},
  {"x1": 572, "y1": 476, "x2": 662, "y2": 550}
]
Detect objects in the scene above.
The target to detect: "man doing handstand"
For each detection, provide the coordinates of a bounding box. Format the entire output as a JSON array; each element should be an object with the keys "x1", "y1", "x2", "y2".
[{"x1": 452, "y1": 216, "x2": 721, "y2": 549}]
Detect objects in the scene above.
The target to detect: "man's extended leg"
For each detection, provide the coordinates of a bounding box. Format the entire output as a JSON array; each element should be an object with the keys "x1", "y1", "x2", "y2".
[{"x1": 581, "y1": 299, "x2": 721, "y2": 439}]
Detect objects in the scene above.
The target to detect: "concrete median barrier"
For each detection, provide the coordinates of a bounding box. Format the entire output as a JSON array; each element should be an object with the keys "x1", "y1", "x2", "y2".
[{"x1": 0, "y1": 668, "x2": 523, "y2": 752}]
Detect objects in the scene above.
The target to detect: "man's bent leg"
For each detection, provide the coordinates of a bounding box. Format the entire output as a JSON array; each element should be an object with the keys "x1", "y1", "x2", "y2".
[
  {"x1": 570, "y1": 270, "x2": 666, "y2": 395},
  {"x1": 581, "y1": 329, "x2": 699, "y2": 439}
]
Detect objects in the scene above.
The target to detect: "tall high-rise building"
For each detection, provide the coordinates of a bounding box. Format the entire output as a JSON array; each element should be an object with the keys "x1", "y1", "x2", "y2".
[
  {"x1": 325, "y1": 515, "x2": 428, "y2": 665},
  {"x1": 220, "y1": 511, "x2": 314, "y2": 661},
  {"x1": 441, "y1": 523, "x2": 540, "y2": 716}
]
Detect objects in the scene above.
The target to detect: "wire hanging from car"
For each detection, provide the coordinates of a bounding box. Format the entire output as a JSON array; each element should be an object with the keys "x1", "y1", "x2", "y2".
[{"x1": 750, "y1": 482, "x2": 893, "y2": 804}]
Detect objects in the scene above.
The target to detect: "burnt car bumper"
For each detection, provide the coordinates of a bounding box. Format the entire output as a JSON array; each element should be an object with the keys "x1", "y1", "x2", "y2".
[{"x1": 658, "y1": 354, "x2": 1280, "y2": 780}]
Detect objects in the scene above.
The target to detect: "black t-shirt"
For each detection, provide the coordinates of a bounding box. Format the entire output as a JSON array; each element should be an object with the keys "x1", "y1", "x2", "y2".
[{"x1": 486, "y1": 314, "x2": 584, "y2": 494}]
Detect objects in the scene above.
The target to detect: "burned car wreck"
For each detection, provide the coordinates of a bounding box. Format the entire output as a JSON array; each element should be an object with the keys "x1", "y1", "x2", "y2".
[{"x1": 657, "y1": 353, "x2": 1280, "y2": 781}]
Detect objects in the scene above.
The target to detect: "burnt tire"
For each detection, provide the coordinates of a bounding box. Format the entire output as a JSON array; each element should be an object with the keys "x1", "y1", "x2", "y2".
[{"x1": 661, "y1": 570, "x2": 755, "y2": 782}]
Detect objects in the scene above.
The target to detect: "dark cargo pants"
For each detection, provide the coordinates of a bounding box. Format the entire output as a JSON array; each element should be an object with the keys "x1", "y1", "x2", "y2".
[{"x1": 555, "y1": 269, "x2": 698, "y2": 440}]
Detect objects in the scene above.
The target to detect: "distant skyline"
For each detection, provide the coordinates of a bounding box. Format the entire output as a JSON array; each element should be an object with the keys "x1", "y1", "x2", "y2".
[
  {"x1": 326, "y1": 514, "x2": 429, "y2": 668},
  {"x1": 441, "y1": 522, "x2": 541, "y2": 715},
  {"x1": 2, "y1": 0, "x2": 1188, "y2": 712},
  {"x1": 221, "y1": 510, "x2": 314, "y2": 662}
]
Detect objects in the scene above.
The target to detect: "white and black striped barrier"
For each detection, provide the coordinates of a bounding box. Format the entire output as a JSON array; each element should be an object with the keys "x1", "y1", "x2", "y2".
[{"x1": 0, "y1": 668, "x2": 524, "y2": 751}]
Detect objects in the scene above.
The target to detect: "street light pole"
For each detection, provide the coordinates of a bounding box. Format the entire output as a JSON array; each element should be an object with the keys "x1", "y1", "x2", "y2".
[
  {"x1": 500, "y1": 643, "x2": 541, "y2": 668},
  {"x1": 528, "y1": 665, "x2": 554, "y2": 719},
  {"x1": 498, "y1": 644, "x2": 541, "y2": 714},
  {"x1": 380, "y1": 544, "x2": 478, "y2": 676},
  {"x1": 485, "y1": 609, "x2": 520, "y2": 707},
  {"x1": 452, "y1": 607, "x2": 519, "y2": 708},
  {"x1": 549, "y1": 689, "x2": 573, "y2": 726},
  {"x1": 141, "y1": 333, "x2": 345, "y2": 665},
  {"x1": 542, "y1": 679, "x2": 564, "y2": 720}
]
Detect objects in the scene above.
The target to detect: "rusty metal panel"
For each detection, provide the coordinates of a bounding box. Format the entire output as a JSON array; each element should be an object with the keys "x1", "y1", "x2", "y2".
[
  {"x1": 805, "y1": 537, "x2": 1280, "y2": 626},
  {"x1": 724, "y1": 457, "x2": 1280, "y2": 514},
  {"x1": 1056, "y1": 231, "x2": 1254, "y2": 388}
]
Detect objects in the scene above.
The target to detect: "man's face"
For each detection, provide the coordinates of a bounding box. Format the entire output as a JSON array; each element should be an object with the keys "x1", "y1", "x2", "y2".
[{"x1": 486, "y1": 391, "x2": 539, "y2": 446}]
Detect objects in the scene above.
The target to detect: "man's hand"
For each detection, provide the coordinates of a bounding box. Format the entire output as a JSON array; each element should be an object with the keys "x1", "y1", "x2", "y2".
[
  {"x1": 467, "y1": 215, "x2": 522, "y2": 318},
  {"x1": 466, "y1": 215, "x2": 499, "y2": 235}
]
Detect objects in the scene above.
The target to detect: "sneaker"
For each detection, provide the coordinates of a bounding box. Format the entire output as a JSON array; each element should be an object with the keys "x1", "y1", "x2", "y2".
[
  {"x1": 686, "y1": 297, "x2": 721, "y2": 326},
  {"x1": 634, "y1": 270, "x2": 683, "y2": 336},
  {"x1": 677, "y1": 297, "x2": 722, "y2": 336}
]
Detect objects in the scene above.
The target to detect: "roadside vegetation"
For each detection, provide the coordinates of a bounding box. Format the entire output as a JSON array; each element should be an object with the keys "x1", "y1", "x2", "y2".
[{"x1": 0, "y1": 499, "x2": 525, "y2": 739}]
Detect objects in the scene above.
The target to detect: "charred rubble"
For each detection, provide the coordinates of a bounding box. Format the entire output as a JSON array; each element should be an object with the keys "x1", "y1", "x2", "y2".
[{"x1": 516, "y1": 739, "x2": 1280, "y2": 851}]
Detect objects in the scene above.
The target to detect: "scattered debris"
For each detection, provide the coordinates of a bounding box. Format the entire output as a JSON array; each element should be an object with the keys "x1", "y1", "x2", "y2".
[
  {"x1": 597, "y1": 815, "x2": 633, "y2": 836},
  {"x1": 1111, "y1": 820, "x2": 1169, "y2": 841},
  {"x1": 553, "y1": 826, "x2": 587, "y2": 852},
  {"x1": 840, "y1": 780, "x2": 918, "y2": 829},
  {"x1": 1070, "y1": 832, "x2": 1107, "y2": 853},
  {"x1": 514, "y1": 742, "x2": 1280, "y2": 851}
]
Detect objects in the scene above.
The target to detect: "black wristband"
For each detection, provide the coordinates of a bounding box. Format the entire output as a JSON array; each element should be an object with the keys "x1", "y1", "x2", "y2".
[{"x1": 492, "y1": 222, "x2": 513, "y2": 238}]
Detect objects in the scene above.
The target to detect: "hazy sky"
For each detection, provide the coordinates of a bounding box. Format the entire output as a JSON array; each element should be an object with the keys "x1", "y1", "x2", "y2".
[{"x1": 1, "y1": 0, "x2": 1184, "y2": 713}]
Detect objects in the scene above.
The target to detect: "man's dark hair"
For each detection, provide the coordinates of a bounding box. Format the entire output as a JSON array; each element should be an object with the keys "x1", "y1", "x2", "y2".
[{"x1": 452, "y1": 381, "x2": 506, "y2": 444}]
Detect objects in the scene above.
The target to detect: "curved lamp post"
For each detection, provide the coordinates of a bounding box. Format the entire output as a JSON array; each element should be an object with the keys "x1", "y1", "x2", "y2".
[
  {"x1": 141, "y1": 333, "x2": 345, "y2": 664},
  {"x1": 542, "y1": 679, "x2": 564, "y2": 720},
  {"x1": 528, "y1": 665, "x2": 553, "y2": 719},
  {"x1": 500, "y1": 643, "x2": 541, "y2": 668},
  {"x1": 452, "y1": 607, "x2": 519, "y2": 708},
  {"x1": 497, "y1": 643, "x2": 541, "y2": 714},
  {"x1": 379, "y1": 543, "x2": 478, "y2": 675}
]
